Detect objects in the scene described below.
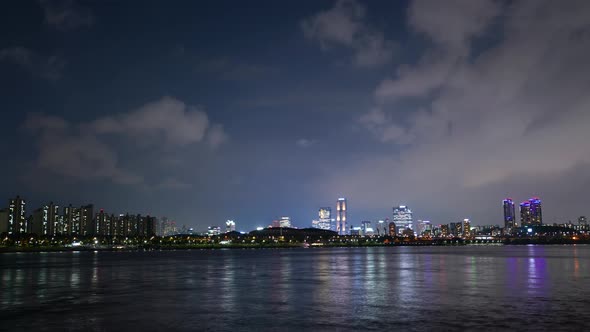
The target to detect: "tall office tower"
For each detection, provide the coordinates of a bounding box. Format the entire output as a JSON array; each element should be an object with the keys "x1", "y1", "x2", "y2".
[
  {"x1": 315, "y1": 207, "x2": 332, "y2": 230},
  {"x1": 440, "y1": 224, "x2": 449, "y2": 237},
  {"x1": 519, "y1": 201, "x2": 531, "y2": 226},
  {"x1": 388, "y1": 222, "x2": 396, "y2": 236},
  {"x1": 392, "y1": 205, "x2": 413, "y2": 235},
  {"x1": 226, "y1": 220, "x2": 236, "y2": 233},
  {"x1": 528, "y1": 197, "x2": 542, "y2": 225},
  {"x1": 63, "y1": 205, "x2": 80, "y2": 236},
  {"x1": 503, "y1": 198, "x2": 517, "y2": 230},
  {"x1": 361, "y1": 220, "x2": 371, "y2": 233},
  {"x1": 207, "y1": 226, "x2": 221, "y2": 236},
  {"x1": 377, "y1": 220, "x2": 386, "y2": 236},
  {"x1": 336, "y1": 198, "x2": 347, "y2": 235},
  {"x1": 462, "y1": 219, "x2": 471, "y2": 238},
  {"x1": 520, "y1": 197, "x2": 543, "y2": 226},
  {"x1": 8, "y1": 196, "x2": 26, "y2": 235},
  {"x1": 80, "y1": 204, "x2": 94, "y2": 236},
  {"x1": 279, "y1": 216, "x2": 292, "y2": 228},
  {"x1": 417, "y1": 220, "x2": 432, "y2": 237}
]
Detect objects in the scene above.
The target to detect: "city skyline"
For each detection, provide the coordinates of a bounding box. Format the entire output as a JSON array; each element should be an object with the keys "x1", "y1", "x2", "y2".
[
  {"x1": 2, "y1": 193, "x2": 584, "y2": 236},
  {"x1": 1, "y1": 1, "x2": 590, "y2": 231}
]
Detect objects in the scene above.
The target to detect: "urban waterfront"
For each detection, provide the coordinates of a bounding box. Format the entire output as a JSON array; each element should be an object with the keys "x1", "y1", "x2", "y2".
[{"x1": 1, "y1": 246, "x2": 589, "y2": 331}]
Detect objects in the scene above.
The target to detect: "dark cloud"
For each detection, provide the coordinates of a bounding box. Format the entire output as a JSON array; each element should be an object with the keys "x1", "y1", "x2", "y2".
[
  {"x1": 0, "y1": 47, "x2": 65, "y2": 80},
  {"x1": 39, "y1": 0, "x2": 94, "y2": 30},
  {"x1": 24, "y1": 97, "x2": 228, "y2": 187}
]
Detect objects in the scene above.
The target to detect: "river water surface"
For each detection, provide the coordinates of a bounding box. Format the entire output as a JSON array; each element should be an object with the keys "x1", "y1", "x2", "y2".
[{"x1": 1, "y1": 246, "x2": 590, "y2": 331}]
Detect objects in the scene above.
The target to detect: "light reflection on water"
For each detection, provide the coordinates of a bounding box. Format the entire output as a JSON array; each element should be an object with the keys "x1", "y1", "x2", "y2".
[{"x1": 2, "y1": 246, "x2": 590, "y2": 331}]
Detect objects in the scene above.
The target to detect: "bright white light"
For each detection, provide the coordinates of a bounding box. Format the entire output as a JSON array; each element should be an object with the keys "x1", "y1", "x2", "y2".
[
  {"x1": 527, "y1": 228, "x2": 533, "y2": 233},
  {"x1": 256, "y1": 227, "x2": 264, "y2": 231}
]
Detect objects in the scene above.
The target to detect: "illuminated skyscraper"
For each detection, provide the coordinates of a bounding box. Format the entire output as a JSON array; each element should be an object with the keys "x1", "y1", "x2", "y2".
[
  {"x1": 279, "y1": 216, "x2": 292, "y2": 228},
  {"x1": 226, "y1": 220, "x2": 236, "y2": 232},
  {"x1": 388, "y1": 222, "x2": 396, "y2": 236},
  {"x1": 312, "y1": 207, "x2": 332, "y2": 230},
  {"x1": 417, "y1": 220, "x2": 432, "y2": 237},
  {"x1": 520, "y1": 197, "x2": 542, "y2": 226},
  {"x1": 503, "y1": 198, "x2": 516, "y2": 230},
  {"x1": 336, "y1": 198, "x2": 347, "y2": 235},
  {"x1": 462, "y1": 219, "x2": 471, "y2": 238},
  {"x1": 393, "y1": 205, "x2": 412, "y2": 235},
  {"x1": 63, "y1": 205, "x2": 80, "y2": 236}
]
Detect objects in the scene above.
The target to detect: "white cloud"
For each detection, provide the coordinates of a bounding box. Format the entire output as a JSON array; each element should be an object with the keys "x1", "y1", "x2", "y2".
[
  {"x1": 91, "y1": 97, "x2": 211, "y2": 146},
  {"x1": 301, "y1": 0, "x2": 394, "y2": 67},
  {"x1": 296, "y1": 138, "x2": 316, "y2": 148},
  {"x1": 346, "y1": 0, "x2": 590, "y2": 223}
]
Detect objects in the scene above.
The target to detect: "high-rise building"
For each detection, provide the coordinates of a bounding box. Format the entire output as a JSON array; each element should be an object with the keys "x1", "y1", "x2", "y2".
[
  {"x1": 226, "y1": 220, "x2": 236, "y2": 233},
  {"x1": 376, "y1": 220, "x2": 386, "y2": 236},
  {"x1": 417, "y1": 220, "x2": 432, "y2": 237},
  {"x1": 462, "y1": 219, "x2": 471, "y2": 238},
  {"x1": 440, "y1": 224, "x2": 449, "y2": 237},
  {"x1": 279, "y1": 216, "x2": 291, "y2": 228},
  {"x1": 388, "y1": 222, "x2": 396, "y2": 236},
  {"x1": 315, "y1": 207, "x2": 332, "y2": 230},
  {"x1": 80, "y1": 204, "x2": 94, "y2": 236},
  {"x1": 207, "y1": 226, "x2": 221, "y2": 236},
  {"x1": 503, "y1": 198, "x2": 517, "y2": 230},
  {"x1": 336, "y1": 198, "x2": 347, "y2": 235},
  {"x1": 520, "y1": 197, "x2": 542, "y2": 226},
  {"x1": 579, "y1": 216, "x2": 588, "y2": 225},
  {"x1": 95, "y1": 209, "x2": 111, "y2": 236},
  {"x1": 361, "y1": 220, "x2": 371, "y2": 233},
  {"x1": 8, "y1": 196, "x2": 26, "y2": 235},
  {"x1": 393, "y1": 205, "x2": 412, "y2": 235},
  {"x1": 63, "y1": 205, "x2": 81, "y2": 236}
]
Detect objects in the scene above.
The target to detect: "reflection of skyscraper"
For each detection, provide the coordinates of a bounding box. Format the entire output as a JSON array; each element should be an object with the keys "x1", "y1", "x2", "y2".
[
  {"x1": 393, "y1": 205, "x2": 412, "y2": 235},
  {"x1": 520, "y1": 197, "x2": 542, "y2": 226},
  {"x1": 336, "y1": 198, "x2": 347, "y2": 235},
  {"x1": 503, "y1": 198, "x2": 516, "y2": 230}
]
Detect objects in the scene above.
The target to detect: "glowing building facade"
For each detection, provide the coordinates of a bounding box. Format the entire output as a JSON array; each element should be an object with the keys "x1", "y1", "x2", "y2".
[
  {"x1": 503, "y1": 198, "x2": 517, "y2": 230},
  {"x1": 226, "y1": 220, "x2": 236, "y2": 233},
  {"x1": 393, "y1": 205, "x2": 412, "y2": 235},
  {"x1": 520, "y1": 197, "x2": 542, "y2": 226},
  {"x1": 336, "y1": 198, "x2": 347, "y2": 235},
  {"x1": 279, "y1": 216, "x2": 292, "y2": 228},
  {"x1": 8, "y1": 196, "x2": 26, "y2": 235},
  {"x1": 312, "y1": 207, "x2": 332, "y2": 230}
]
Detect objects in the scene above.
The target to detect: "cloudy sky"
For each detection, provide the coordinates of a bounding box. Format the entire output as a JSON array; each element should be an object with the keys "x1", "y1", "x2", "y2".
[{"x1": 1, "y1": 0, "x2": 590, "y2": 230}]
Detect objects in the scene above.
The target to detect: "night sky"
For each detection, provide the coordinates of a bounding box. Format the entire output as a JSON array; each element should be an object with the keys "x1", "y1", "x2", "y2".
[{"x1": 1, "y1": 0, "x2": 590, "y2": 231}]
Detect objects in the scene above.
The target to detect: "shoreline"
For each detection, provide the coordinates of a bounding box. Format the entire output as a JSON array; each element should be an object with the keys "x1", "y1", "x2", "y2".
[{"x1": 1, "y1": 241, "x2": 587, "y2": 253}]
